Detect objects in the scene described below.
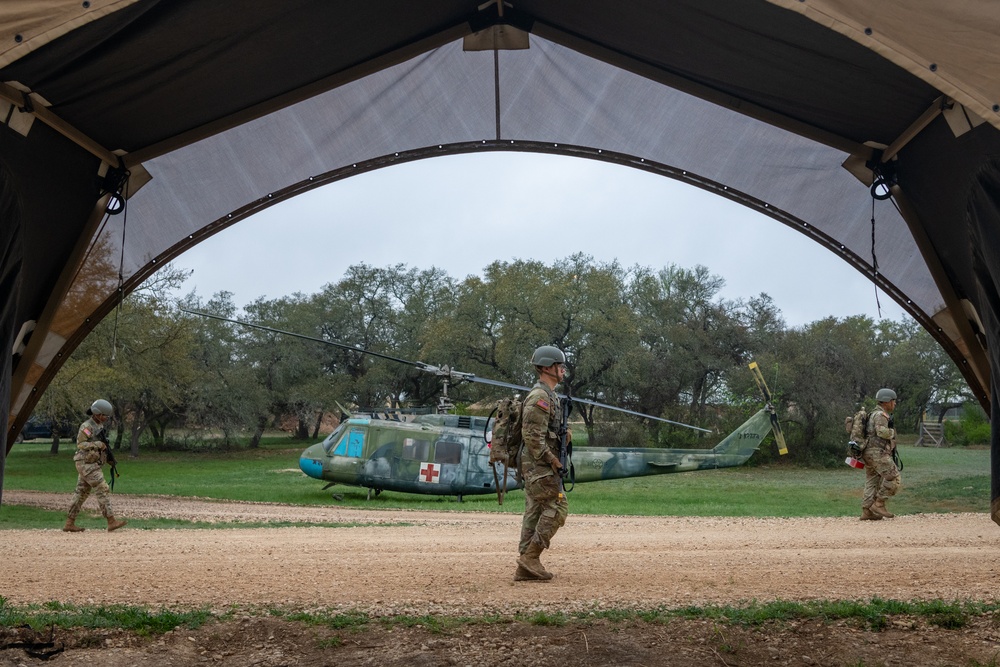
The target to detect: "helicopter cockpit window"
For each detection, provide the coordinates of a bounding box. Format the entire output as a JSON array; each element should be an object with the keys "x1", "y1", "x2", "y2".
[
  {"x1": 331, "y1": 429, "x2": 365, "y2": 458},
  {"x1": 434, "y1": 438, "x2": 464, "y2": 465},
  {"x1": 402, "y1": 437, "x2": 430, "y2": 461},
  {"x1": 321, "y1": 423, "x2": 348, "y2": 454}
]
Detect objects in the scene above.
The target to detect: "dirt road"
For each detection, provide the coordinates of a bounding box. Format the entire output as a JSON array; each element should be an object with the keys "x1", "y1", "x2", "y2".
[
  {"x1": 4, "y1": 490, "x2": 1000, "y2": 612},
  {"x1": 3, "y1": 491, "x2": 1000, "y2": 666}
]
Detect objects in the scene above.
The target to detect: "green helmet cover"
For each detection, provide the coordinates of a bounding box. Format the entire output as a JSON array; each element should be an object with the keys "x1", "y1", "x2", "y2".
[
  {"x1": 875, "y1": 388, "x2": 897, "y2": 402},
  {"x1": 530, "y1": 345, "x2": 566, "y2": 367},
  {"x1": 90, "y1": 399, "x2": 113, "y2": 416}
]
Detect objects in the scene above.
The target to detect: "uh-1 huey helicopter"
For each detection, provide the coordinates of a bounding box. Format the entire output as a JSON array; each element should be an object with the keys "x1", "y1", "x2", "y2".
[{"x1": 184, "y1": 311, "x2": 788, "y2": 502}]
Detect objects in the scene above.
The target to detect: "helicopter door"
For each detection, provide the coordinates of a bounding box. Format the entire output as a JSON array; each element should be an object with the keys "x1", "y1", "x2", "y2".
[
  {"x1": 425, "y1": 436, "x2": 466, "y2": 492},
  {"x1": 393, "y1": 436, "x2": 429, "y2": 484},
  {"x1": 329, "y1": 426, "x2": 366, "y2": 481}
]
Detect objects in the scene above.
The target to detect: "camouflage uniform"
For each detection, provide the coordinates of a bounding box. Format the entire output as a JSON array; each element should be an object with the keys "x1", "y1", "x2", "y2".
[
  {"x1": 66, "y1": 417, "x2": 114, "y2": 521},
  {"x1": 862, "y1": 406, "x2": 900, "y2": 510},
  {"x1": 519, "y1": 381, "x2": 568, "y2": 556}
]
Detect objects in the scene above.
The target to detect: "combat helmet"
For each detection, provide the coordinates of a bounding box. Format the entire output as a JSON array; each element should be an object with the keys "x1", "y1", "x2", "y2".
[
  {"x1": 530, "y1": 345, "x2": 565, "y2": 368},
  {"x1": 90, "y1": 399, "x2": 113, "y2": 416},
  {"x1": 875, "y1": 388, "x2": 897, "y2": 403}
]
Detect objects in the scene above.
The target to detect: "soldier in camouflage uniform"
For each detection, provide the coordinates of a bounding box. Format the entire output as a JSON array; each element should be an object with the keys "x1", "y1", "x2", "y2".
[
  {"x1": 860, "y1": 388, "x2": 901, "y2": 520},
  {"x1": 63, "y1": 399, "x2": 127, "y2": 532},
  {"x1": 514, "y1": 345, "x2": 569, "y2": 582}
]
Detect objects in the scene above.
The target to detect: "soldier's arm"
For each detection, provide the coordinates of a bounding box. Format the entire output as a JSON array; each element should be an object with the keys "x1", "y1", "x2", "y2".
[
  {"x1": 76, "y1": 423, "x2": 91, "y2": 447},
  {"x1": 872, "y1": 413, "x2": 896, "y2": 441},
  {"x1": 521, "y1": 398, "x2": 559, "y2": 468},
  {"x1": 76, "y1": 422, "x2": 103, "y2": 454}
]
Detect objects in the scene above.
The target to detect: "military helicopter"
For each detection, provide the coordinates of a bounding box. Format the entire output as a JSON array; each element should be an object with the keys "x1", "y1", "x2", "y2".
[{"x1": 183, "y1": 311, "x2": 788, "y2": 501}]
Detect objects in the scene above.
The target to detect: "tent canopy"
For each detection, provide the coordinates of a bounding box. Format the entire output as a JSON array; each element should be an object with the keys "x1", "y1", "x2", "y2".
[{"x1": 2, "y1": 0, "x2": 1000, "y2": 518}]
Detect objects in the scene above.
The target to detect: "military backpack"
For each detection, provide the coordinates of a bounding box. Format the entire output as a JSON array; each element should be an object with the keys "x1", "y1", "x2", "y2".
[
  {"x1": 487, "y1": 396, "x2": 524, "y2": 504},
  {"x1": 844, "y1": 406, "x2": 869, "y2": 461}
]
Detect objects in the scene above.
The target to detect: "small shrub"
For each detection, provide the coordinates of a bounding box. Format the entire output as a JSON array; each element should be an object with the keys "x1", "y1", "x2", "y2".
[{"x1": 945, "y1": 404, "x2": 991, "y2": 447}]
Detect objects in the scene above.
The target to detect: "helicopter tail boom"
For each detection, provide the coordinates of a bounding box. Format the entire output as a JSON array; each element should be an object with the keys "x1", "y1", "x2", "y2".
[{"x1": 568, "y1": 408, "x2": 776, "y2": 483}]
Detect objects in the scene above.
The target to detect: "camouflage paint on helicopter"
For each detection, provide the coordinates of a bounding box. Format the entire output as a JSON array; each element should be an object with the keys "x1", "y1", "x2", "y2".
[
  {"x1": 298, "y1": 407, "x2": 779, "y2": 500},
  {"x1": 299, "y1": 414, "x2": 501, "y2": 498}
]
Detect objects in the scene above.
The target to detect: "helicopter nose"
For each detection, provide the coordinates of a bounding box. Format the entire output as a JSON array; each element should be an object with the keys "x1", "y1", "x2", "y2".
[{"x1": 299, "y1": 444, "x2": 325, "y2": 479}]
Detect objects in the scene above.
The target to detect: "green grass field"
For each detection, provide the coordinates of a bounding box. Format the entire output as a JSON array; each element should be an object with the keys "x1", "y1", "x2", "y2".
[{"x1": 1, "y1": 438, "x2": 990, "y2": 529}]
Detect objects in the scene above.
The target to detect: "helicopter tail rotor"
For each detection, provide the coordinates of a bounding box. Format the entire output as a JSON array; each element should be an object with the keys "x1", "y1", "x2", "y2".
[{"x1": 748, "y1": 361, "x2": 788, "y2": 456}]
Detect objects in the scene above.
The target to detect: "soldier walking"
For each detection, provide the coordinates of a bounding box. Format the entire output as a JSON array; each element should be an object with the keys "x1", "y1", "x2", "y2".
[
  {"x1": 63, "y1": 399, "x2": 127, "y2": 532},
  {"x1": 515, "y1": 346, "x2": 569, "y2": 581},
  {"x1": 860, "y1": 388, "x2": 901, "y2": 520}
]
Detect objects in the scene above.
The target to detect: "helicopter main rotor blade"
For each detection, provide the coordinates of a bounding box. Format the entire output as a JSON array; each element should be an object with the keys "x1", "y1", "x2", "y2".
[
  {"x1": 565, "y1": 395, "x2": 713, "y2": 432},
  {"x1": 181, "y1": 309, "x2": 710, "y2": 433},
  {"x1": 447, "y1": 372, "x2": 531, "y2": 394},
  {"x1": 450, "y1": 371, "x2": 711, "y2": 432},
  {"x1": 180, "y1": 309, "x2": 425, "y2": 368}
]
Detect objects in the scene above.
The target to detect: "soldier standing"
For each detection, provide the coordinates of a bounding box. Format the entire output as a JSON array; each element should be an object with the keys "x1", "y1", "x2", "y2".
[
  {"x1": 63, "y1": 399, "x2": 127, "y2": 532},
  {"x1": 515, "y1": 345, "x2": 569, "y2": 581},
  {"x1": 861, "y1": 388, "x2": 901, "y2": 520}
]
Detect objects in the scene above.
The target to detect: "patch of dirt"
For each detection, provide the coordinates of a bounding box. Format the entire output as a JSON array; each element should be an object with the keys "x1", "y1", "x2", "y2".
[{"x1": 3, "y1": 491, "x2": 1000, "y2": 666}]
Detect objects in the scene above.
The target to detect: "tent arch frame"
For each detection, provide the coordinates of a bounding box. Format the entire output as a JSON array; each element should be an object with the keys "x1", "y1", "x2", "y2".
[{"x1": 9, "y1": 139, "x2": 984, "y2": 445}]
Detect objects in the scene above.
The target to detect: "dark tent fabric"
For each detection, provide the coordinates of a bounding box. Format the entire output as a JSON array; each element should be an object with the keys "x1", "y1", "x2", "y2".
[
  {"x1": 0, "y1": 156, "x2": 23, "y2": 508},
  {"x1": 967, "y1": 160, "x2": 1000, "y2": 506},
  {"x1": 1, "y1": 0, "x2": 1000, "y2": 521}
]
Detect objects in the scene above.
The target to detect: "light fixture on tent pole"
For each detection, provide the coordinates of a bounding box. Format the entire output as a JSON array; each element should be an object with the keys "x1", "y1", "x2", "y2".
[
  {"x1": 868, "y1": 159, "x2": 896, "y2": 201},
  {"x1": 98, "y1": 163, "x2": 131, "y2": 215}
]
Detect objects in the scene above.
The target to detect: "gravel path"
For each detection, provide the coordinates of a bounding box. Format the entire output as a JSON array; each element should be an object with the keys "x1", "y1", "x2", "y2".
[{"x1": 4, "y1": 491, "x2": 999, "y2": 615}]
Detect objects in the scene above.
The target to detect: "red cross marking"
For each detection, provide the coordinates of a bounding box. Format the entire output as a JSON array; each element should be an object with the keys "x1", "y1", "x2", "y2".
[{"x1": 419, "y1": 462, "x2": 440, "y2": 483}]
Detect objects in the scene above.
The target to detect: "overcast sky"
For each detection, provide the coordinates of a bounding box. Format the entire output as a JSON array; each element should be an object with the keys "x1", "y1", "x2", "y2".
[{"x1": 171, "y1": 151, "x2": 908, "y2": 327}]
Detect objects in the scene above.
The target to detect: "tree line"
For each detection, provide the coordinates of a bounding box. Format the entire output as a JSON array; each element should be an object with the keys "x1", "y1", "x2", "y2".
[{"x1": 34, "y1": 254, "x2": 975, "y2": 464}]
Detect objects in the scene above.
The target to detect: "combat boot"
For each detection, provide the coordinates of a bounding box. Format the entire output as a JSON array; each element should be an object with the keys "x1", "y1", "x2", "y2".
[
  {"x1": 63, "y1": 518, "x2": 85, "y2": 532},
  {"x1": 106, "y1": 517, "x2": 128, "y2": 532},
  {"x1": 513, "y1": 564, "x2": 550, "y2": 582},
  {"x1": 871, "y1": 499, "x2": 894, "y2": 519},
  {"x1": 517, "y1": 543, "x2": 553, "y2": 580},
  {"x1": 860, "y1": 507, "x2": 882, "y2": 521}
]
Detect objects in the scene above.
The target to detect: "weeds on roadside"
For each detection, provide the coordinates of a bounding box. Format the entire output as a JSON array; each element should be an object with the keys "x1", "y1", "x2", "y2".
[
  {"x1": 2, "y1": 598, "x2": 997, "y2": 636},
  {"x1": 0, "y1": 598, "x2": 216, "y2": 635},
  {"x1": 965, "y1": 655, "x2": 1000, "y2": 667},
  {"x1": 567, "y1": 598, "x2": 999, "y2": 632},
  {"x1": 525, "y1": 610, "x2": 569, "y2": 627}
]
